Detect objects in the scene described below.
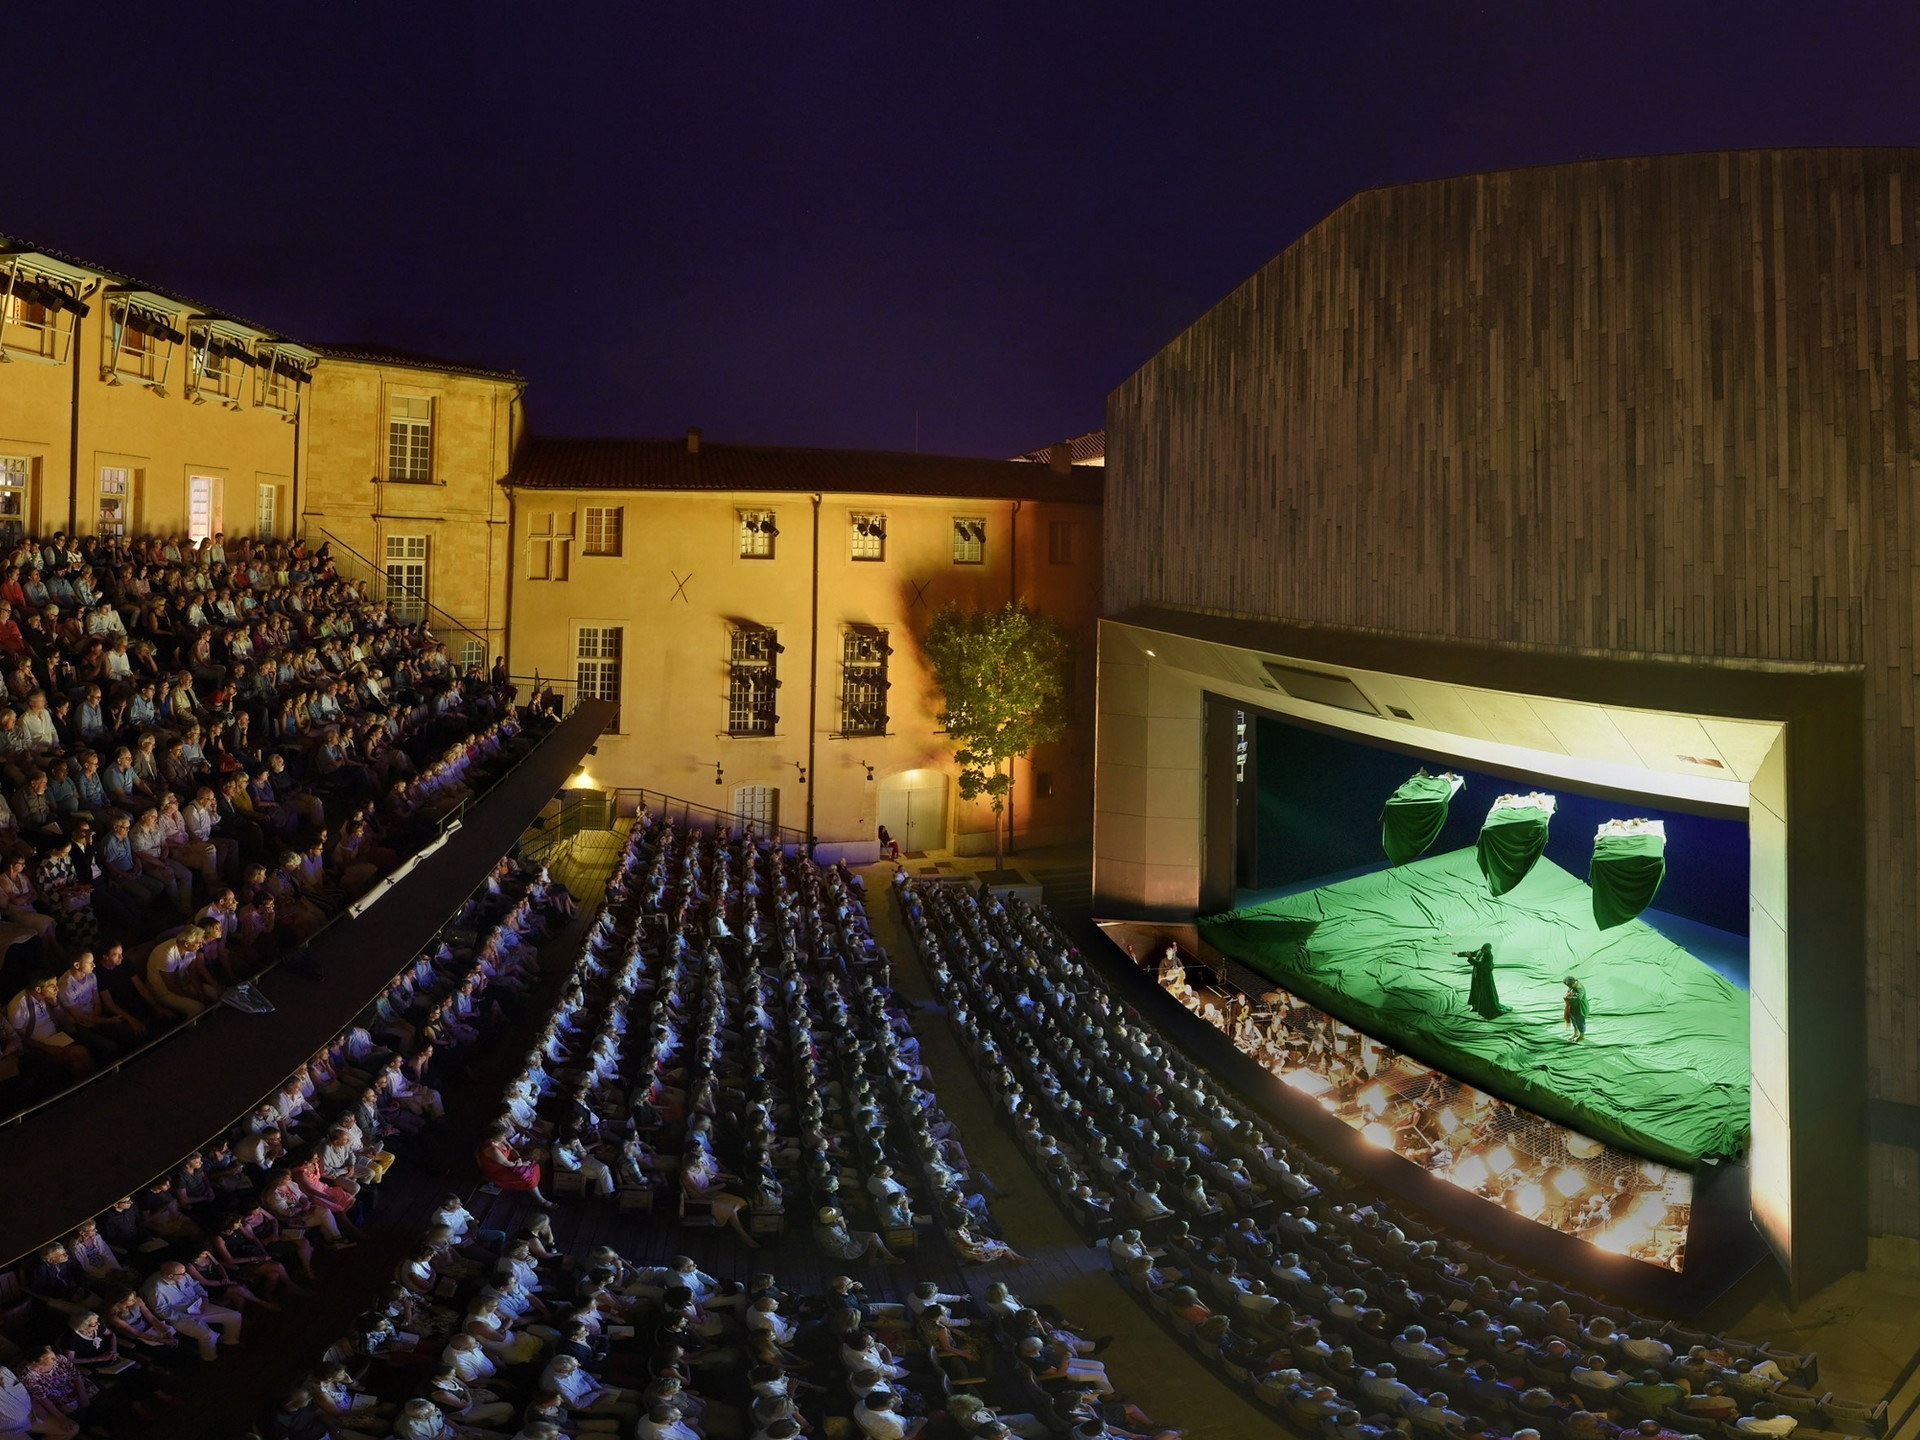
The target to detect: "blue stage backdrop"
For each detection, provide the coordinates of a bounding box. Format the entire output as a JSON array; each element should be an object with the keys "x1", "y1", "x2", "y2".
[{"x1": 1252, "y1": 715, "x2": 1751, "y2": 937}]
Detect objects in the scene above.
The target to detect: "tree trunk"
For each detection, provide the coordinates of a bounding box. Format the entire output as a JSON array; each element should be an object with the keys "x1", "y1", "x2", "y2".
[{"x1": 994, "y1": 758, "x2": 1007, "y2": 875}]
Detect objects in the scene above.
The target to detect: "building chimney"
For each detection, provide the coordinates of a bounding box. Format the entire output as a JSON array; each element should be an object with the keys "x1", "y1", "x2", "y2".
[
  {"x1": 1048, "y1": 441, "x2": 1071, "y2": 474},
  {"x1": 686, "y1": 427, "x2": 702, "y2": 455}
]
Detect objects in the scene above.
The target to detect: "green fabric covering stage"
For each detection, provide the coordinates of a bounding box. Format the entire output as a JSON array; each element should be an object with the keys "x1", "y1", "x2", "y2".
[
  {"x1": 1590, "y1": 830, "x2": 1667, "y2": 929},
  {"x1": 1381, "y1": 773, "x2": 1456, "y2": 866},
  {"x1": 1197, "y1": 848, "x2": 1750, "y2": 1167}
]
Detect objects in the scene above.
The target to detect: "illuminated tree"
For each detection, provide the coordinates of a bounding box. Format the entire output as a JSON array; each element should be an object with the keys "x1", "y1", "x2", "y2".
[{"x1": 922, "y1": 601, "x2": 1072, "y2": 874}]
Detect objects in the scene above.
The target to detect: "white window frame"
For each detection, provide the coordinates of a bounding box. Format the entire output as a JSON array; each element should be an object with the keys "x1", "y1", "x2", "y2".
[
  {"x1": 952, "y1": 515, "x2": 986, "y2": 564},
  {"x1": 850, "y1": 511, "x2": 886, "y2": 562},
  {"x1": 256, "y1": 482, "x2": 278, "y2": 539},
  {"x1": 727, "y1": 626, "x2": 780, "y2": 735},
  {"x1": 839, "y1": 626, "x2": 890, "y2": 736},
  {"x1": 460, "y1": 638, "x2": 486, "y2": 670},
  {"x1": 98, "y1": 467, "x2": 132, "y2": 538},
  {"x1": 384, "y1": 534, "x2": 429, "y2": 622},
  {"x1": 187, "y1": 475, "x2": 222, "y2": 544},
  {"x1": 584, "y1": 505, "x2": 623, "y2": 557},
  {"x1": 0, "y1": 456, "x2": 28, "y2": 542},
  {"x1": 387, "y1": 395, "x2": 434, "y2": 483},
  {"x1": 575, "y1": 624, "x2": 624, "y2": 729},
  {"x1": 738, "y1": 509, "x2": 777, "y2": 559}
]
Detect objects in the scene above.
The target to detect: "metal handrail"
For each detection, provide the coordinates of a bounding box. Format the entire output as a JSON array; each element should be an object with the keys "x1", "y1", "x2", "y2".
[
  {"x1": 0, "y1": 700, "x2": 560, "y2": 1134},
  {"x1": 609, "y1": 785, "x2": 813, "y2": 852},
  {"x1": 312, "y1": 525, "x2": 491, "y2": 654}
]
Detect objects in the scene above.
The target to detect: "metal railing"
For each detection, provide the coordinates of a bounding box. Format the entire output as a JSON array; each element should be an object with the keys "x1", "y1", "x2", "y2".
[
  {"x1": 312, "y1": 525, "x2": 494, "y2": 668},
  {"x1": 611, "y1": 785, "x2": 813, "y2": 853},
  {"x1": 0, "y1": 694, "x2": 564, "y2": 1134}
]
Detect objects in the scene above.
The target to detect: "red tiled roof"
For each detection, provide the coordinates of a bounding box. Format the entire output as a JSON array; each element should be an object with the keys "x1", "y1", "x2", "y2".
[
  {"x1": 503, "y1": 436, "x2": 1104, "y2": 503},
  {"x1": 1016, "y1": 429, "x2": 1105, "y2": 465},
  {"x1": 310, "y1": 343, "x2": 524, "y2": 383}
]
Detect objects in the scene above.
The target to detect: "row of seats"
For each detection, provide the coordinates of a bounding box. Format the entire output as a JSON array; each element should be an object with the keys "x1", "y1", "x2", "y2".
[
  {"x1": 257, "y1": 819, "x2": 1191, "y2": 1440},
  {"x1": 901, "y1": 879, "x2": 1884, "y2": 1440},
  {"x1": 0, "y1": 853, "x2": 570, "y2": 1437}
]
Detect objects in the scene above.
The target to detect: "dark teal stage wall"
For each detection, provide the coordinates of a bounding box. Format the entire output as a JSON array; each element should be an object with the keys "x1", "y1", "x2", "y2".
[{"x1": 1252, "y1": 716, "x2": 1751, "y2": 937}]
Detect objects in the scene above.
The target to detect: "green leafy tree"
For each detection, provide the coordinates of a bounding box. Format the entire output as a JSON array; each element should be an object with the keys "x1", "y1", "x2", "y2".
[{"x1": 921, "y1": 601, "x2": 1073, "y2": 874}]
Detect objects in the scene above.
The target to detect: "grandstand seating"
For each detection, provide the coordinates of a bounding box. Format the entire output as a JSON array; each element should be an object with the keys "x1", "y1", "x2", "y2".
[
  {"x1": 901, "y1": 877, "x2": 1887, "y2": 1440},
  {"x1": 0, "y1": 528, "x2": 529, "y2": 1117}
]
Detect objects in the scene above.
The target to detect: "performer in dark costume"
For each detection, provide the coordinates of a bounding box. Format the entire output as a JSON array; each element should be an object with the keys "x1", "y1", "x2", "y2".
[
  {"x1": 1562, "y1": 976, "x2": 1589, "y2": 1041},
  {"x1": 1455, "y1": 944, "x2": 1508, "y2": 1019}
]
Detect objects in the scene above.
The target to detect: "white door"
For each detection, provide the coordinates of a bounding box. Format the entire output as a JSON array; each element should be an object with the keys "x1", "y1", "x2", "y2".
[
  {"x1": 256, "y1": 483, "x2": 277, "y2": 539},
  {"x1": 877, "y1": 771, "x2": 948, "y2": 854},
  {"x1": 732, "y1": 785, "x2": 779, "y2": 832},
  {"x1": 187, "y1": 475, "x2": 221, "y2": 542}
]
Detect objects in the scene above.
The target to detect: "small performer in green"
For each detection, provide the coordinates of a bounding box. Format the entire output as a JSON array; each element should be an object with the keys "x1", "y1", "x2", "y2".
[
  {"x1": 1455, "y1": 944, "x2": 1508, "y2": 1019},
  {"x1": 1562, "y1": 976, "x2": 1589, "y2": 1042}
]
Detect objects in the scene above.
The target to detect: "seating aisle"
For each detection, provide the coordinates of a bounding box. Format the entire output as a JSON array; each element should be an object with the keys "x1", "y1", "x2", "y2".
[{"x1": 858, "y1": 862, "x2": 1276, "y2": 1440}]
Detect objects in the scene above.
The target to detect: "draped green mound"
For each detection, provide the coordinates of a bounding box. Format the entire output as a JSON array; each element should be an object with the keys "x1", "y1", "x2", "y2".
[
  {"x1": 1197, "y1": 848, "x2": 1750, "y2": 1167},
  {"x1": 1590, "y1": 831, "x2": 1667, "y2": 930},
  {"x1": 1477, "y1": 802, "x2": 1551, "y2": 896},
  {"x1": 1381, "y1": 773, "x2": 1455, "y2": 866}
]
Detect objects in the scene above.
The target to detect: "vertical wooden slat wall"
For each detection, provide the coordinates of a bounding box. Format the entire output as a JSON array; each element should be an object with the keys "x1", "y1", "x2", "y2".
[{"x1": 1105, "y1": 149, "x2": 1920, "y2": 1238}]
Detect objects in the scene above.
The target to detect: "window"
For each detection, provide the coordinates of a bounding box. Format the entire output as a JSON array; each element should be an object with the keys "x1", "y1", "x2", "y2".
[
  {"x1": 255, "y1": 482, "x2": 277, "y2": 539},
  {"x1": 732, "y1": 785, "x2": 779, "y2": 831},
  {"x1": 98, "y1": 468, "x2": 131, "y2": 538},
  {"x1": 103, "y1": 298, "x2": 182, "y2": 391},
  {"x1": 384, "y1": 534, "x2": 428, "y2": 622},
  {"x1": 0, "y1": 457, "x2": 27, "y2": 542},
  {"x1": 460, "y1": 639, "x2": 486, "y2": 670},
  {"x1": 1048, "y1": 520, "x2": 1074, "y2": 564},
  {"x1": 253, "y1": 348, "x2": 313, "y2": 418},
  {"x1": 0, "y1": 282, "x2": 71, "y2": 362},
  {"x1": 528, "y1": 511, "x2": 572, "y2": 580},
  {"x1": 187, "y1": 475, "x2": 222, "y2": 544},
  {"x1": 850, "y1": 512, "x2": 886, "y2": 561},
  {"x1": 739, "y1": 509, "x2": 778, "y2": 559},
  {"x1": 576, "y1": 625, "x2": 623, "y2": 729},
  {"x1": 387, "y1": 395, "x2": 434, "y2": 482},
  {"x1": 952, "y1": 516, "x2": 986, "y2": 564},
  {"x1": 839, "y1": 626, "x2": 890, "y2": 736},
  {"x1": 727, "y1": 626, "x2": 780, "y2": 735},
  {"x1": 186, "y1": 324, "x2": 249, "y2": 407},
  {"x1": 584, "y1": 506, "x2": 624, "y2": 557}
]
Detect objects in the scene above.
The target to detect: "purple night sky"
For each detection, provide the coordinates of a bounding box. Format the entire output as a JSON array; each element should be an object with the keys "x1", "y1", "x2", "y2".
[{"x1": 11, "y1": 2, "x2": 1916, "y2": 457}]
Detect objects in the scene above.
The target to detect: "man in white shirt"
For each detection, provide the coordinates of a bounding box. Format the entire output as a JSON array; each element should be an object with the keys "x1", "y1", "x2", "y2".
[
  {"x1": 541, "y1": 1355, "x2": 640, "y2": 1423},
  {"x1": 141, "y1": 1260, "x2": 243, "y2": 1360},
  {"x1": 1735, "y1": 1403, "x2": 1799, "y2": 1437},
  {"x1": 854, "y1": 1390, "x2": 924, "y2": 1440},
  {"x1": 1357, "y1": 1364, "x2": 1420, "y2": 1414}
]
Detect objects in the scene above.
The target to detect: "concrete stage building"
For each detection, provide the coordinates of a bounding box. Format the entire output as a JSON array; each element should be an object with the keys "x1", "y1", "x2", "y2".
[{"x1": 1094, "y1": 149, "x2": 1920, "y2": 1298}]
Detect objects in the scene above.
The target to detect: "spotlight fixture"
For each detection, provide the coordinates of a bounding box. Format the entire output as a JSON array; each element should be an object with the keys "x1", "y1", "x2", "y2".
[
  {"x1": 710, "y1": 761, "x2": 725, "y2": 787},
  {"x1": 792, "y1": 760, "x2": 808, "y2": 785},
  {"x1": 858, "y1": 760, "x2": 875, "y2": 782}
]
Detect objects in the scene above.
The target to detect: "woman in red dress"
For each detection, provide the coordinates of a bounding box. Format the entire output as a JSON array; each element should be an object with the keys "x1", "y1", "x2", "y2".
[{"x1": 476, "y1": 1122, "x2": 551, "y2": 1207}]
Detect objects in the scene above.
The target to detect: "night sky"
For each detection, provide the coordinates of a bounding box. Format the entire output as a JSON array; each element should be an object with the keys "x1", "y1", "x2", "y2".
[{"x1": 13, "y1": 3, "x2": 1916, "y2": 457}]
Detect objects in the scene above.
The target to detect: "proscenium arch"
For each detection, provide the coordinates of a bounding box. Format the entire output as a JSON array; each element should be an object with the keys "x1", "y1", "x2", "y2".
[{"x1": 1098, "y1": 606, "x2": 1865, "y2": 1302}]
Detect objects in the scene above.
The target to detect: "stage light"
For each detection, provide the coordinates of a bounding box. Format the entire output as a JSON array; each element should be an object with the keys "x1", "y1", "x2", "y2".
[
  {"x1": 1358, "y1": 1083, "x2": 1388, "y2": 1115},
  {"x1": 1362, "y1": 1122, "x2": 1394, "y2": 1148},
  {"x1": 1438, "y1": 1107, "x2": 1463, "y2": 1137},
  {"x1": 1632, "y1": 1192, "x2": 1669, "y2": 1223},
  {"x1": 1552, "y1": 1168, "x2": 1588, "y2": 1198},
  {"x1": 1513, "y1": 1182, "x2": 1546, "y2": 1216},
  {"x1": 1450, "y1": 1155, "x2": 1489, "y2": 1189},
  {"x1": 1484, "y1": 1144, "x2": 1514, "y2": 1175}
]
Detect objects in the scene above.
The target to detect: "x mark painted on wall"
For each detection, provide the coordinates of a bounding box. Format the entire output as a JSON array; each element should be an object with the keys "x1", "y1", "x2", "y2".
[{"x1": 669, "y1": 571, "x2": 692, "y2": 604}]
